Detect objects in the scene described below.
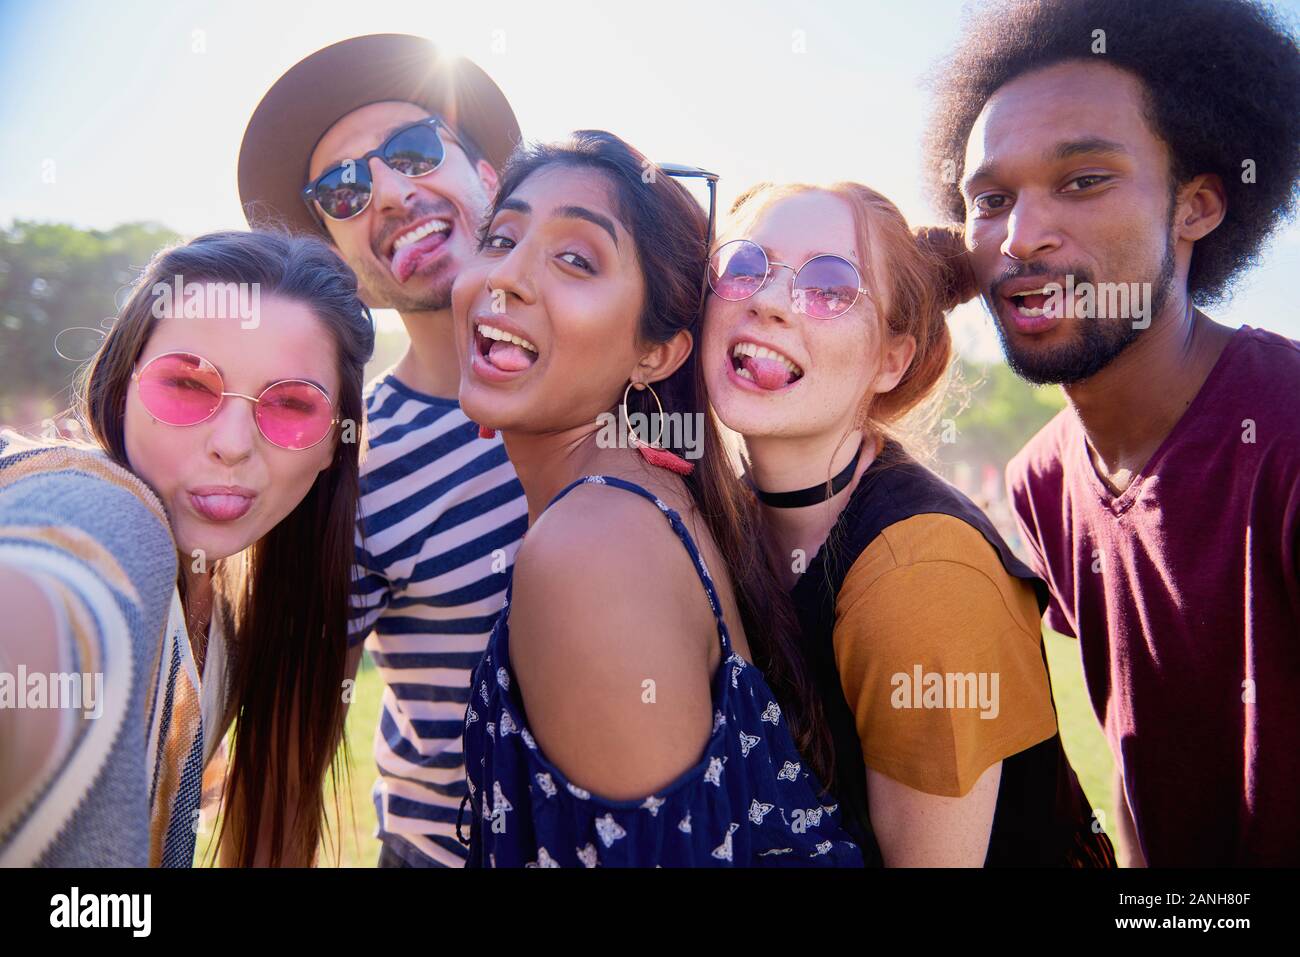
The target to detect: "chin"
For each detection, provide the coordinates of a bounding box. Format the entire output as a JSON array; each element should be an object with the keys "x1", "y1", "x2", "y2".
[
  {"x1": 710, "y1": 395, "x2": 785, "y2": 440},
  {"x1": 458, "y1": 384, "x2": 509, "y2": 431},
  {"x1": 173, "y1": 514, "x2": 259, "y2": 569}
]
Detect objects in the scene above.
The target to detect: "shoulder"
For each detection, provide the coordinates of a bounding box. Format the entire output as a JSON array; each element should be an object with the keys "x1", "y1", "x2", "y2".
[
  {"x1": 837, "y1": 513, "x2": 1040, "y2": 642},
  {"x1": 1225, "y1": 327, "x2": 1300, "y2": 432},
  {"x1": 360, "y1": 374, "x2": 465, "y2": 447},
  {"x1": 1005, "y1": 408, "x2": 1075, "y2": 502},
  {"x1": 361, "y1": 370, "x2": 402, "y2": 416},
  {"x1": 0, "y1": 430, "x2": 170, "y2": 536},
  {"x1": 506, "y1": 481, "x2": 718, "y2": 800},
  {"x1": 830, "y1": 514, "x2": 1056, "y2": 796},
  {"x1": 1234, "y1": 325, "x2": 1300, "y2": 374},
  {"x1": 511, "y1": 481, "x2": 708, "y2": 656}
]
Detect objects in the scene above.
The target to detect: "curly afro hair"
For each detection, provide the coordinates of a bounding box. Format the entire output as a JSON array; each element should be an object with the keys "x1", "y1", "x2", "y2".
[{"x1": 923, "y1": 0, "x2": 1300, "y2": 304}]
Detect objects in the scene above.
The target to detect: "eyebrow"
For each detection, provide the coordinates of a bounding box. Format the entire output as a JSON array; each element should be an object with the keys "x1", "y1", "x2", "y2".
[
  {"x1": 259, "y1": 377, "x2": 330, "y2": 396},
  {"x1": 961, "y1": 137, "x2": 1130, "y2": 194},
  {"x1": 555, "y1": 206, "x2": 620, "y2": 248},
  {"x1": 493, "y1": 198, "x2": 621, "y2": 249},
  {"x1": 754, "y1": 243, "x2": 859, "y2": 267},
  {"x1": 498, "y1": 197, "x2": 531, "y2": 216},
  {"x1": 150, "y1": 354, "x2": 331, "y2": 397},
  {"x1": 319, "y1": 118, "x2": 432, "y2": 171},
  {"x1": 381, "y1": 121, "x2": 416, "y2": 141},
  {"x1": 1050, "y1": 137, "x2": 1129, "y2": 161},
  {"x1": 238, "y1": 369, "x2": 330, "y2": 397}
]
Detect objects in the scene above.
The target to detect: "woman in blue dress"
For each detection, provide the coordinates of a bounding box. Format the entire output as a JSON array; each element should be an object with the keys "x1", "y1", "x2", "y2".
[{"x1": 450, "y1": 131, "x2": 863, "y2": 867}]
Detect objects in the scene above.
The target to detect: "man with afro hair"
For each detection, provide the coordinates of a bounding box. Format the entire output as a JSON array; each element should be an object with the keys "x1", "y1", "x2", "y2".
[{"x1": 924, "y1": 0, "x2": 1300, "y2": 866}]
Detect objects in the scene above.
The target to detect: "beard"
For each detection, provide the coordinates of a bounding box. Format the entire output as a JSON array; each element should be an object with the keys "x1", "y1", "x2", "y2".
[
  {"x1": 382, "y1": 265, "x2": 454, "y2": 313},
  {"x1": 358, "y1": 194, "x2": 480, "y2": 313},
  {"x1": 989, "y1": 235, "x2": 1176, "y2": 386},
  {"x1": 356, "y1": 245, "x2": 456, "y2": 313}
]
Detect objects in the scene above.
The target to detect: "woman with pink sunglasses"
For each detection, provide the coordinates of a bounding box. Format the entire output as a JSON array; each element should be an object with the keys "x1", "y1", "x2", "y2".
[
  {"x1": 701, "y1": 183, "x2": 1114, "y2": 867},
  {"x1": 0, "y1": 230, "x2": 372, "y2": 867}
]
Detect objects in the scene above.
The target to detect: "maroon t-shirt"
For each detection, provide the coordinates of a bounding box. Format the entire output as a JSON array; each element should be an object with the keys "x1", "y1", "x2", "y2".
[{"x1": 1006, "y1": 325, "x2": 1300, "y2": 866}]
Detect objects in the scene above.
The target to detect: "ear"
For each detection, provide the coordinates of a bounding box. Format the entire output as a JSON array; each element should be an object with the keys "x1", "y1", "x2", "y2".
[
  {"x1": 634, "y1": 329, "x2": 694, "y2": 385},
  {"x1": 1173, "y1": 173, "x2": 1226, "y2": 243},
  {"x1": 477, "y1": 159, "x2": 500, "y2": 199},
  {"x1": 870, "y1": 332, "x2": 917, "y2": 396}
]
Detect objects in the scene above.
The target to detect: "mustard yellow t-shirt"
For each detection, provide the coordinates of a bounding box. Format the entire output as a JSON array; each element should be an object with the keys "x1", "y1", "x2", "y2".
[{"x1": 832, "y1": 513, "x2": 1058, "y2": 798}]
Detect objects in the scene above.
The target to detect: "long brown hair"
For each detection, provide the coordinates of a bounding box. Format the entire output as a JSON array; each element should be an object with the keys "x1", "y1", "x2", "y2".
[
  {"x1": 484, "y1": 132, "x2": 834, "y2": 780},
  {"x1": 78, "y1": 229, "x2": 374, "y2": 866}
]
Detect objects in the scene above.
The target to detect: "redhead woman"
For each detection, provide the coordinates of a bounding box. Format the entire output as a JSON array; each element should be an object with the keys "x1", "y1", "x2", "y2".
[
  {"x1": 0, "y1": 230, "x2": 373, "y2": 867},
  {"x1": 701, "y1": 182, "x2": 1115, "y2": 867},
  {"x1": 451, "y1": 132, "x2": 862, "y2": 867}
]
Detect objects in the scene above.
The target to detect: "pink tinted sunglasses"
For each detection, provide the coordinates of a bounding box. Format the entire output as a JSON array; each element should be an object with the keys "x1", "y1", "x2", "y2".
[
  {"x1": 132, "y1": 351, "x2": 337, "y2": 451},
  {"x1": 708, "y1": 238, "x2": 871, "y2": 320}
]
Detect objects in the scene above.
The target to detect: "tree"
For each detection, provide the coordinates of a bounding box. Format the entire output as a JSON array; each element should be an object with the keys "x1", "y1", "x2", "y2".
[
  {"x1": 937, "y1": 358, "x2": 1067, "y2": 473},
  {"x1": 0, "y1": 221, "x2": 181, "y2": 425}
]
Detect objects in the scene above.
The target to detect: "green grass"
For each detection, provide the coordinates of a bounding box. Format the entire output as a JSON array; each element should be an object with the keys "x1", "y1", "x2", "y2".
[
  {"x1": 194, "y1": 653, "x2": 385, "y2": 867},
  {"x1": 1044, "y1": 629, "x2": 1117, "y2": 846},
  {"x1": 320, "y1": 653, "x2": 385, "y2": 867},
  {"x1": 200, "y1": 635, "x2": 1115, "y2": 867}
]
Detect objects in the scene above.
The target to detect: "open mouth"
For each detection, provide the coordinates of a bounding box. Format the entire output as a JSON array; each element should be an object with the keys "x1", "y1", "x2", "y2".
[
  {"x1": 1006, "y1": 286, "x2": 1055, "y2": 317},
  {"x1": 388, "y1": 217, "x2": 452, "y2": 283},
  {"x1": 474, "y1": 322, "x2": 539, "y2": 375},
  {"x1": 730, "y1": 341, "x2": 804, "y2": 391}
]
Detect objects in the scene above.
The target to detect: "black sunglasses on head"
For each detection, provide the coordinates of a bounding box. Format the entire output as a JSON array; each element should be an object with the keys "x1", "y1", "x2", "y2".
[
  {"x1": 657, "y1": 162, "x2": 720, "y2": 308},
  {"x1": 657, "y1": 162, "x2": 719, "y2": 251},
  {"x1": 302, "y1": 115, "x2": 454, "y2": 222}
]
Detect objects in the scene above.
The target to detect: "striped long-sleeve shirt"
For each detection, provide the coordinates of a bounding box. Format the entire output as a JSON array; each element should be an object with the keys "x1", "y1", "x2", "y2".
[
  {"x1": 349, "y1": 374, "x2": 527, "y2": 867},
  {"x1": 0, "y1": 430, "x2": 210, "y2": 867}
]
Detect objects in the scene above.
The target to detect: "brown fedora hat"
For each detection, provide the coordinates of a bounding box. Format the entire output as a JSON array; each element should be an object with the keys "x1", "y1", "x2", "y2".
[{"x1": 238, "y1": 34, "x2": 521, "y2": 239}]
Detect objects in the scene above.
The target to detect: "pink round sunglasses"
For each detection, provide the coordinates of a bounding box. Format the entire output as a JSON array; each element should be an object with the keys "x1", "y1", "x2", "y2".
[{"x1": 132, "y1": 351, "x2": 337, "y2": 451}]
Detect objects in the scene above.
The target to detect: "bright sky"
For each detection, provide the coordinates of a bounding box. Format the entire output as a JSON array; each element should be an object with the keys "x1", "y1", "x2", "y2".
[{"x1": 2, "y1": 0, "x2": 1297, "y2": 355}]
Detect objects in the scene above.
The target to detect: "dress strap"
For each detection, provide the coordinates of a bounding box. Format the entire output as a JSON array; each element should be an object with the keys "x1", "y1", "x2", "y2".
[{"x1": 542, "y1": 475, "x2": 732, "y2": 649}]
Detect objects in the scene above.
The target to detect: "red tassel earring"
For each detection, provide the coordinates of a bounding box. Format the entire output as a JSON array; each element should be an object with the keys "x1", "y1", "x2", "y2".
[
  {"x1": 635, "y1": 441, "x2": 694, "y2": 476},
  {"x1": 623, "y1": 380, "x2": 694, "y2": 476}
]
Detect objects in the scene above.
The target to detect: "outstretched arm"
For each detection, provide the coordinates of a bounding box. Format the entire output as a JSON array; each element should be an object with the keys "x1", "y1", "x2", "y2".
[{"x1": 0, "y1": 564, "x2": 66, "y2": 819}]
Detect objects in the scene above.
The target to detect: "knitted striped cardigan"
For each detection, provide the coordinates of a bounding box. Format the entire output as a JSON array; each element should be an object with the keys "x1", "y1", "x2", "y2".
[{"x1": 0, "y1": 430, "x2": 207, "y2": 866}]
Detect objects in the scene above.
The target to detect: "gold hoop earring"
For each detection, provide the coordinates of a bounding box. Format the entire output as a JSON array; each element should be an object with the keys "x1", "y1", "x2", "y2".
[
  {"x1": 620, "y1": 380, "x2": 666, "y2": 450},
  {"x1": 620, "y1": 379, "x2": 694, "y2": 476}
]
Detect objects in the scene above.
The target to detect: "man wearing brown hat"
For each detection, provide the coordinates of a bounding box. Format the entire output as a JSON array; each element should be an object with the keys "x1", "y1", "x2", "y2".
[{"x1": 239, "y1": 34, "x2": 528, "y2": 867}]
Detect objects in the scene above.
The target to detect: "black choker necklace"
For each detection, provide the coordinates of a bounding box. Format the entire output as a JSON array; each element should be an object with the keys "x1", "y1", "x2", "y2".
[{"x1": 752, "y1": 442, "x2": 864, "y2": 508}]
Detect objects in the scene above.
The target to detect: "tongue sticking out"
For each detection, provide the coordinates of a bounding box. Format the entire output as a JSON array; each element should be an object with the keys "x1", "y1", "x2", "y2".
[
  {"x1": 742, "y1": 355, "x2": 795, "y2": 391},
  {"x1": 390, "y1": 229, "x2": 449, "y2": 283},
  {"x1": 486, "y1": 339, "x2": 536, "y2": 372}
]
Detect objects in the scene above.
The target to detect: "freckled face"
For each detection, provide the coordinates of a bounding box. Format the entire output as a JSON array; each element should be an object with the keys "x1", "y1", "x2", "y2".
[{"x1": 703, "y1": 191, "x2": 887, "y2": 440}]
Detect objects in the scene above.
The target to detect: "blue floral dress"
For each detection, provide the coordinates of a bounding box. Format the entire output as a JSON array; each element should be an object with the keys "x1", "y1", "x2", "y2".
[{"x1": 458, "y1": 475, "x2": 864, "y2": 867}]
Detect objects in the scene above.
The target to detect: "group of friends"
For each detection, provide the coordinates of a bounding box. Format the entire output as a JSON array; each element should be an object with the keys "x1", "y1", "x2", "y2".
[{"x1": 1, "y1": 0, "x2": 1297, "y2": 868}]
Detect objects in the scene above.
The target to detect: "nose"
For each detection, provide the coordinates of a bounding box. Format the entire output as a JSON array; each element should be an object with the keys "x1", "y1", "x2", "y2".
[
  {"x1": 483, "y1": 240, "x2": 536, "y2": 307},
  {"x1": 745, "y1": 263, "x2": 795, "y2": 326},
  {"x1": 204, "y1": 394, "x2": 257, "y2": 466},
  {"x1": 1000, "y1": 193, "x2": 1063, "y2": 262},
  {"x1": 368, "y1": 156, "x2": 419, "y2": 219}
]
